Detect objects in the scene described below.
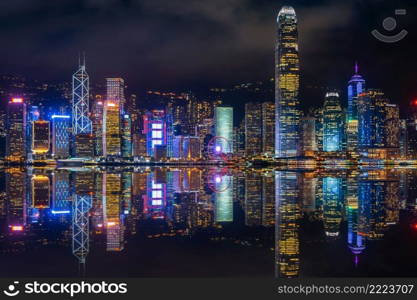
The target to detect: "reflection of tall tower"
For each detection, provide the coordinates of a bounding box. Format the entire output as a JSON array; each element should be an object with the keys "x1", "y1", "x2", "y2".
[
  {"x1": 245, "y1": 172, "x2": 262, "y2": 226},
  {"x1": 72, "y1": 171, "x2": 93, "y2": 272},
  {"x1": 103, "y1": 173, "x2": 123, "y2": 251},
  {"x1": 31, "y1": 175, "x2": 50, "y2": 209},
  {"x1": 275, "y1": 171, "x2": 300, "y2": 278},
  {"x1": 6, "y1": 169, "x2": 26, "y2": 232},
  {"x1": 262, "y1": 173, "x2": 275, "y2": 227},
  {"x1": 347, "y1": 175, "x2": 365, "y2": 265},
  {"x1": 52, "y1": 171, "x2": 71, "y2": 214},
  {"x1": 275, "y1": 6, "x2": 301, "y2": 158},
  {"x1": 322, "y1": 177, "x2": 343, "y2": 238},
  {"x1": 213, "y1": 174, "x2": 233, "y2": 222},
  {"x1": 72, "y1": 194, "x2": 92, "y2": 272}
]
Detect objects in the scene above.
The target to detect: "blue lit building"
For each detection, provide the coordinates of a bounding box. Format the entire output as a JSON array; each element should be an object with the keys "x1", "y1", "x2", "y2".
[
  {"x1": 52, "y1": 171, "x2": 71, "y2": 215},
  {"x1": 347, "y1": 63, "x2": 366, "y2": 153},
  {"x1": 323, "y1": 92, "x2": 344, "y2": 152},
  {"x1": 51, "y1": 114, "x2": 71, "y2": 159}
]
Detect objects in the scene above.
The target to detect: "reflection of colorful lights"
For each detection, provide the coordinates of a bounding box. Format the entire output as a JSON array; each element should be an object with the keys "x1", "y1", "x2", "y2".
[
  {"x1": 11, "y1": 98, "x2": 23, "y2": 103},
  {"x1": 97, "y1": 224, "x2": 103, "y2": 228},
  {"x1": 107, "y1": 221, "x2": 116, "y2": 227},
  {"x1": 10, "y1": 225, "x2": 24, "y2": 231},
  {"x1": 215, "y1": 146, "x2": 221, "y2": 153}
]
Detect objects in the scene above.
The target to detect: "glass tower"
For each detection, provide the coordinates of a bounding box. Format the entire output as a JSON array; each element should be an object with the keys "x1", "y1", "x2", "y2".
[
  {"x1": 275, "y1": 6, "x2": 301, "y2": 158},
  {"x1": 51, "y1": 115, "x2": 70, "y2": 159},
  {"x1": 214, "y1": 106, "x2": 233, "y2": 154}
]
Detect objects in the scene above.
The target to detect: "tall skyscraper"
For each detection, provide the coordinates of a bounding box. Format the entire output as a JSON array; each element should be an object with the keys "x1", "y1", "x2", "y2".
[
  {"x1": 106, "y1": 78, "x2": 125, "y2": 114},
  {"x1": 323, "y1": 92, "x2": 344, "y2": 152},
  {"x1": 245, "y1": 103, "x2": 263, "y2": 157},
  {"x1": 92, "y1": 97, "x2": 104, "y2": 157},
  {"x1": 72, "y1": 58, "x2": 92, "y2": 158},
  {"x1": 121, "y1": 114, "x2": 132, "y2": 158},
  {"x1": 51, "y1": 115, "x2": 71, "y2": 159},
  {"x1": 301, "y1": 116, "x2": 317, "y2": 156},
  {"x1": 347, "y1": 63, "x2": 366, "y2": 154},
  {"x1": 32, "y1": 120, "x2": 50, "y2": 156},
  {"x1": 262, "y1": 102, "x2": 275, "y2": 156},
  {"x1": 103, "y1": 102, "x2": 121, "y2": 157},
  {"x1": 275, "y1": 6, "x2": 301, "y2": 158},
  {"x1": 214, "y1": 106, "x2": 233, "y2": 154},
  {"x1": 6, "y1": 98, "x2": 27, "y2": 162},
  {"x1": 72, "y1": 59, "x2": 92, "y2": 135}
]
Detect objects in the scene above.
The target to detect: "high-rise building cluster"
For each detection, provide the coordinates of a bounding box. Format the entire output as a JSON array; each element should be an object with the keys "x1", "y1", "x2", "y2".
[{"x1": 1, "y1": 5, "x2": 416, "y2": 164}]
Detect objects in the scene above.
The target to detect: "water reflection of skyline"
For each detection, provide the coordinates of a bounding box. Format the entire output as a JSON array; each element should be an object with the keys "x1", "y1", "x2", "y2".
[{"x1": 0, "y1": 167, "x2": 416, "y2": 277}]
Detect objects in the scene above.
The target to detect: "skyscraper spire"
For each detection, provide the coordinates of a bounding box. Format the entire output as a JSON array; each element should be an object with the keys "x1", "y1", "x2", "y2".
[{"x1": 354, "y1": 61, "x2": 359, "y2": 74}]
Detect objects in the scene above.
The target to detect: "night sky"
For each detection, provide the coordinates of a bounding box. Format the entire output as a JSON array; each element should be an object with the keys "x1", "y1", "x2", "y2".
[{"x1": 0, "y1": 0, "x2": 417, "y2": 112}]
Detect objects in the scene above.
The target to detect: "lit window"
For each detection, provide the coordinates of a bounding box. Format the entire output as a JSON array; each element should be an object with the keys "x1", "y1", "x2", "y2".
[
  {"x1": 152, "y1": 140, "x2": 162, "y2": 147},
  {"x1": 152, "y1": 191, "x2": 162, "y2": 198},
  {"x1": 152, "y1": 123, "x2": 163, "y2": 129},
  {"x1": 152, "y1": 131, "x2": 162, "y2": 138},
  {"x1": 152, "y1": 200, "x2": 162, "y2": 206}
]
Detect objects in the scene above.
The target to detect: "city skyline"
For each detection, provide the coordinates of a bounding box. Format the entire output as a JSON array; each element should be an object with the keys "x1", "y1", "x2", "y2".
[
  {"x1": 1, "y1": 4, "x2": 417, "y2": 163},
  {"x1": 0, "y1": 1, "x2": 416, "y2": 109}
]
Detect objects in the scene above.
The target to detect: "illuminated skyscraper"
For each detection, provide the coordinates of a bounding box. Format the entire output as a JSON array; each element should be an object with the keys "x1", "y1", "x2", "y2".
[
  {"x1": 72, "y1": 59, "x2": 92, "y2": 135},
  {"x1": 72, "y1": 59, "x2": 92, "y2": 159},
  {"x1": 245, "y1": 103, "x2": 263, "y2": 157},
  {"x1": 106, "y1": 78, "x2": 125, "y2": 114},
  {"x1": 92, "y1": 97, "x2": 104, "y2": 157},
  {"x1": 323, "y1": 92, "x2": 344, "y2": 152},
  {"x1": 51, "y1": 115, "x2": 70, "y2": 159},
  {"x1": 301, "y1": 116, "x2": 317, "y2": 156},
  {"x1": 6, "y1": 98, "x2": 27, "y2": 162},
  {"x1": 32, "y1": 120, "x2": 50, "y2": 156},
  {"x1": 121, "y1": 114, "x2": 132, "y2": 158},
  {"x1": 262, "y1": 102, "x2": 275, "y2": 156},
  {"x1": 143, "y1": 110, "x2": 167, "y2": 157},
  {"x1": 347, "y1": 63, "x2": 366, "y2": 154},
  {"x1": 275, "y1": 6, "x2": 301, "y2": 158},
  {"x1": 214, "y1": 106, "x2": 233, "y2": 154},
  {"x1": 103, "y1": 102, "x2": 121, "y2": 157}
]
